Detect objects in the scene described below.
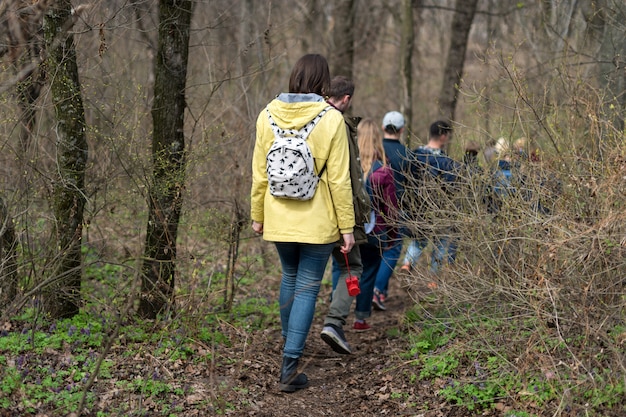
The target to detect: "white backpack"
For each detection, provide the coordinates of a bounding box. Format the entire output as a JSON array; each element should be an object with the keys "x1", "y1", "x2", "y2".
[{"x1": 265, "y1": 106, "x2": 331, "y2": 200}]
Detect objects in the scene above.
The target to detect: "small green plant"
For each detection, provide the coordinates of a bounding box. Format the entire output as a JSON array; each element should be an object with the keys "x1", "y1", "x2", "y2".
[
  {"x1": 390, "y1": 391, "x2": 407, "y2": 400},
  {"x1": 0, "y1": 309, "x2": 119, "y2": 413},
  {"x1": 419, "y1": 352, "x2": 459, "y2": 379},
  {"x1": 519, "y1": 376, "x2": 556, "y2": 406},
  {"x1": 405, "y1": 370, "x2": 418, "y2": 384},
  {"x1": 386, "y1": 326, "x2": 401, "y2": 338},
  {"x1": 130, "y1": 377, "x2": 174, "y2": 396},
  {"x1": 84, "y1": 252, "x2": 127, "y2": 282},
  {"x1": 439, "y1": 379, "x2": 506, "y2": 411},
  {"x1": 197, "y1": 324, "x2": 229, "y2": 346},
  {"x1": 403, "y1": 306, "x2": 422, "y2": 325},
  {"x1": 0, "y1": 367, "x2": 21, "y2": 405},
  {"x1": 504, "y1": 411, "x2": 536, "y2": 417},
  {"x1": 405, "y1": 322, "x2": 455, "y2": 357},
  {"x1": 581, "y1": 369, "x2": 625, "y2": 408},
  {"x1": 227, "y1": 297, "x2": 280, "y2": 330}
]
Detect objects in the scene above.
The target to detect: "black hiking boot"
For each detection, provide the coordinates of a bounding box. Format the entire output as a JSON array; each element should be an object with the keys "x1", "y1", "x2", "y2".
[{"x1": 279, "y1": 356, "x2": 309, "y2": 392}]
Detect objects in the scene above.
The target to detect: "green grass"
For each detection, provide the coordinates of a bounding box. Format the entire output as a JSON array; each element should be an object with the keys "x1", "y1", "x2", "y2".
[
  {"x1": 0, "y1": 260, "x2": 281, "y2": 416},
  {"x1": 401, "y1": 306, "x2": 626, "y2": 415}
]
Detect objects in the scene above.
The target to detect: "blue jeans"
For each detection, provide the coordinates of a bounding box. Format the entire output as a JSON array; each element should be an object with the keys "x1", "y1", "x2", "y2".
[
  {"x1": 403, "y1": 235, "x2": 457, "y2": 274},
  {"x1": 275, "y1": 242, "x2": 335, "y2": 359},
  {"x1": 355, "y1": 235, "x2": 383, "y2": 317},
  {"x1": 328, "y1": 235, "x2": 382, "y2": 326},
  {"x1": 373, "y1": 234, "x2": 402, "y2": 296}
]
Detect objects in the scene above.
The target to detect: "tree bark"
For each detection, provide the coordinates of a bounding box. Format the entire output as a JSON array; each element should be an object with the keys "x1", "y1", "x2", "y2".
[
  {"x1": 16, "y1": 74, "x2": 42, "y2": 153},
  {"x1": 594, "y1": 0, "x2": 626, "y2": 133},
  {"x1": 42, "y1": 1, "x2": 88, "y2": 319},
  {"x1": 577, "y1": 0, "x2": 625, "y2": 152},
  {"x1": 438, "y1": 0, "x2": 479, "y2": 122},
  {"x1": 138, "y1": 0, "x2": 193, "y2": 319},
  {"x1": 0, "y1": 197, "x2": 18, "y2": 313},
  {"x1": 329, "y1": 0, "x2": 356, "y2": 81},
  {"x1": 0, "y1": 1, "x2": 47, "y2": 152},
  {"x1": 400, "y1": 0, "x2": 417, "y2": 147}
]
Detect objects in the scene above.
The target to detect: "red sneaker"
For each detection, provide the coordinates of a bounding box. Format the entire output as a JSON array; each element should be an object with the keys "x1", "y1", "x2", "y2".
[
  {"x1": 353, "y1": 320, "x2": 371, "y2": 332},
  {"x1": 372, "y1": 289, "x2": 387, "y2": 311}
]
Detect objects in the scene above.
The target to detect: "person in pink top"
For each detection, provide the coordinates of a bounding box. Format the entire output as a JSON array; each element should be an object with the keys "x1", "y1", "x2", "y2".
[
  {"x1": 321, "y1": 118, "x2": 396, "y2": 355},
  {"x1": 356, "y1": 118, "x2": 397, "y2": 328}
]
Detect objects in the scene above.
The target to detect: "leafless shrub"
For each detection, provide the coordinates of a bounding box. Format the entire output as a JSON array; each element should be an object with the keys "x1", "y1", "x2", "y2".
[{"x1": 400, "y1": 67, "x2": 625, "y2": 410}]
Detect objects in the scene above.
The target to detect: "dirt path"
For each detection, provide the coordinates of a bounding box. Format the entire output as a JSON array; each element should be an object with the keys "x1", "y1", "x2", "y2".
[{"x1": 219, "y1": 274, "x2": 466, "y2": 417}]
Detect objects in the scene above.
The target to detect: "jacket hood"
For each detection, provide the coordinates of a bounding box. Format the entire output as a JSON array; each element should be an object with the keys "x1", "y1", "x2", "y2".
[{"x1": 267, "y1": 93, "x2": 330, "y2": 130}]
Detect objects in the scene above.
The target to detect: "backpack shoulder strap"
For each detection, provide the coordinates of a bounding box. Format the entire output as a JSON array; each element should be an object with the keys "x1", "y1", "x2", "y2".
[
  {"x1": 299, "y1": 106, "x2": 332, "y2": 141},
  {"x1": 266, "y1": 108, "x2": 290, "y2": 140},
  {"x1": 366, "y1": 159, "x2": 384, "y2": 186},
  {"x1": 299, "y1": 106, "x2": 332, "y2": 176},
  {"x1": 266, "y1": 106, "x2": 332, "y2": 141},
  {"x1": 369, "y1": 159, "x2": 384, "y2": 175}
]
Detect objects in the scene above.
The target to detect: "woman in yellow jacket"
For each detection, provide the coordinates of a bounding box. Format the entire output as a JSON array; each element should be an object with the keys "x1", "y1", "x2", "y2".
[{"x1": 251, "y1": 54, "x2": 355, "y2": 392}]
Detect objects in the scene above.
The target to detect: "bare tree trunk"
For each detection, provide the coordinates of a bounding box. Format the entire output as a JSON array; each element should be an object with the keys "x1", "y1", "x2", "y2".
[
  {"x1": 329, "y1": 0, "x2": 356, "y2": 80},
  {"x1": 594, "y1": 0, "x2": 626, "y2": 133},
  {"x1": 16, "y1": 75, "x2": 42, "y2": 153},
  {"x1": 0, "y1": 197, "x2": 18, "y2": 312},
  {"x1": 482, "y1": 0, "x2": 495, "y2": 144},
  {"x1": 579, "y1": 0, "x2": 626, "y2": 153},
  {"x1": 239, "y1": 0, "x2": 256, "y2": 77},
  {"x1": 0, "y1": 1, "x2": 47, "y2": 153},
  {"x1": 138, "y1": 0, "x2": 193, "y2": 319},
  {"x1": 400, "y1": 0, "x2": 417, "y2": 147},
  {"x1": 15, "y1": 5, "x2": 45, "y2": 153},
  {"x1": 223, "y1": 201, "x2": 246, "y2": 312},
  {"x1": 300, "y1": 0, "x2": 325, "y2": 54},
  {"x1": 438, "y1": 0, "x2": 479, "y2": 122},
  {"x1": 42, "y1": 1, "x2": 88, "y2": 319}
]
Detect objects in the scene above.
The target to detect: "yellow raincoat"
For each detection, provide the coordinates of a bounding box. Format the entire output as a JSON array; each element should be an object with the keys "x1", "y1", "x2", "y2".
[{"x1": 251, "y1": 94, "x2": 355, "y2": 244}]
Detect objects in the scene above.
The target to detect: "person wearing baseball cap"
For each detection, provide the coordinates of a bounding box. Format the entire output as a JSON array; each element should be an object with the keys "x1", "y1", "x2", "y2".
[
  {"x1": 372, "y1": 111, "x2": 408, "y2": 311},
  {"x1": 382, "y1": 111, "x2": 405, "y2": 132}
]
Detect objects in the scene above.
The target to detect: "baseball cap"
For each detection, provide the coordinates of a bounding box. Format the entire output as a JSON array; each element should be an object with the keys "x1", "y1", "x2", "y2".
[{"x1": 382, "y1": 111, "x2": 405, "y2": 129}]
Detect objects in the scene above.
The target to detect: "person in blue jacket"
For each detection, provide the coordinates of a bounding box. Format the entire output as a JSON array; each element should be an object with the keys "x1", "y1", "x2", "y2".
[
  {"x1": 371, "y1": 111, "x2": 408, "y2": 311},
  {"x1": 401, "y1": 120, "x2": 461, "y2": 275}
]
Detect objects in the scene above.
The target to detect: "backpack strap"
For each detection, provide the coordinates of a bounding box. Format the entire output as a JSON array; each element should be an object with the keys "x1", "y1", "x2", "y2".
[
  {"x1": 266, "y1": 106, "x2": 331, "y2": 141},
  {"x1": 299, "y1": 106, "x2": 331, "y2": 140},
  {"x1": 365, "y1": 159, "x2": 384, "y2": 192}
]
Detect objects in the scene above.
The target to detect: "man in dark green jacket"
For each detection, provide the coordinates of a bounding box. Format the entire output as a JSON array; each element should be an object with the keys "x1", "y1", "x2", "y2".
[{"x1": 320, "y1": 76, "x2": 371, "y2": 354}]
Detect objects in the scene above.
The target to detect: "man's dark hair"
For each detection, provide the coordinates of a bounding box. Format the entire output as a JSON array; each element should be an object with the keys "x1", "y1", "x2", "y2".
[
  {"x1": 429, "y1": 120, "x2": 453, "y2": 138},
  {"x1": 288, "y1": 54, "x2": 331, "y2": 96},
  {"x1": 327, "y1": 76, "x2": 354, "y2": 99},
  {"x1": 384, "y1": 125, "x2": 400, "y2": 134}
]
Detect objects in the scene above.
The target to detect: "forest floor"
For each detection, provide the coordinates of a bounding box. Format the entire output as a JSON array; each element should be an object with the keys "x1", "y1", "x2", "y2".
[
  {"x1": 4, "y1": 262, "x2": 621, "y2": 416},
  {"x1": 0, "y1": 264, "x2": 532, "y2": 417},
  {"x1": 210, "y1": 271, "x2": 480, "y2": 417},
  {"x1": 1, "y1": 266, "x2": 484, "y2": 417}
]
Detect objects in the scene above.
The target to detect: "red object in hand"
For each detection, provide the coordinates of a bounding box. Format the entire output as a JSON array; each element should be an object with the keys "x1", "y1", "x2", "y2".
[
  {"x1": 343, "y1": 251, "x2": 360, "y2": 296},
  {"x1": 345, "y1": 275, "x2": 360, "y2": 296}
]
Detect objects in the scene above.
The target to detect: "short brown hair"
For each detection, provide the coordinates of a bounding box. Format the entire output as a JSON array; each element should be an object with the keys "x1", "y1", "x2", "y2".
[
  {"x1": 327, "y1": 76, "x2": 354, "y2": 99},
  {"x1": 288, "y1": 54, "x2": 331, "y2": 96},
  {"x1": 429, "y1": 120, "x2": 452, "y2": 138}
]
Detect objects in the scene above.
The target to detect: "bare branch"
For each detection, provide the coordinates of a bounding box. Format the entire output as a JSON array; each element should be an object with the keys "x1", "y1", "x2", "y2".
[{"x1": 0, "y1": 2, "x2": 89, "y2": 95}]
